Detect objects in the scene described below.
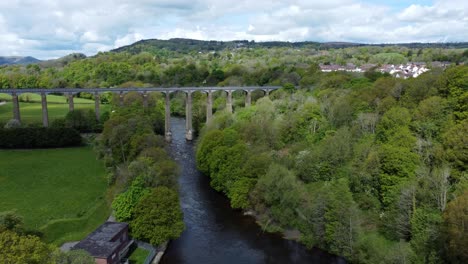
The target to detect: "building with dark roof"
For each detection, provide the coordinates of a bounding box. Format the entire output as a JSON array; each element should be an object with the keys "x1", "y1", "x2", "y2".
[{"x1": 73, "y1": 222, "x2": 133, "y2": 264}]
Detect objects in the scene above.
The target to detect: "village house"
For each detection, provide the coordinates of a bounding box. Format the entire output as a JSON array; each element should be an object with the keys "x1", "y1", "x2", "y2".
[
  {"x1": 319, "y1": 62, "x2": 434, "y2": 79},
  {"x1": 72, "y1": 222, "x2": 133, "y2": 264}
]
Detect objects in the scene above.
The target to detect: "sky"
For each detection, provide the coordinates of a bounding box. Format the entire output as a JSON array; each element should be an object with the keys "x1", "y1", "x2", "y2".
[{"x1": 0, "y1": 0, "x2": 467, "y2": 59}]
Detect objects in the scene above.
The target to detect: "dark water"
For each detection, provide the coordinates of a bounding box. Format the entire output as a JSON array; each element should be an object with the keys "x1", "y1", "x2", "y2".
[{"x1": 161, "y1": 118, "x2": 346, "y2": 264}]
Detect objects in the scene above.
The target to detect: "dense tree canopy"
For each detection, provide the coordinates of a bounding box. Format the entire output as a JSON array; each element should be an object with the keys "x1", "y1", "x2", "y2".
[
  {"x1": 130, "y1": 187, "x2": 184, "y2": 246},
  {"x1": 197, "y1": 65, "x2": 468, "y2": 263},
  {"x1": 98, "y1": 94, "x2": 183, "y2": 246}
]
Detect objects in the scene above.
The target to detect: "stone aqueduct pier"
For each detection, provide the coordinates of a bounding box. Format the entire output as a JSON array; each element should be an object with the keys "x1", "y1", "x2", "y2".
[{"x1": 1, "y1": 86, "x2": 280, "y2": 141}]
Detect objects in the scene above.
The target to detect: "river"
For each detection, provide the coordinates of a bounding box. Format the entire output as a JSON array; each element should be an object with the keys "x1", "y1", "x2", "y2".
[{"x1": 161, "y1": 117, "x2": 346, "y2": 264}]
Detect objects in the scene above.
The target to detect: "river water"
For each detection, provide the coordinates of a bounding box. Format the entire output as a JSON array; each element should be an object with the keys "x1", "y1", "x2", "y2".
[{"x1": 161, "y1": 118, "x2": 346, "y2": 264}]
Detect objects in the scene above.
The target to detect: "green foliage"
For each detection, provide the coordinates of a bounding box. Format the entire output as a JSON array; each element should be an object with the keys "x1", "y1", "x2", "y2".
[
  {"x1": 130, "y1": 187, "x2": 184, "y2": 246},
  {"x1": 196, "y1": 65, "x2": 468, "y2": 262},
  {"x1": 60, "y1": 109, "x2": 99, "y2": 132},
  {"x1": 369, "y1": 53, "x2": 407, "y2": 65},
  {"x1": 229, "y1": 178, "x2": 257, "y2": 209},
  {"x1": 0, "y1": 127, "x2": 82, "y2": 148},
  {"x1": 282, "y1": 83, "x2": 296, "y2": 93},
  {"x1": 96, "y1": 93, "x2": 183, "y2": 246},
  {"x1": 0, "y1": 230, "x2": 55, "y2": 264},
  {"x1": 443, "y1": 119, "x2": 468, "y2": 171},
  {"x1": 410, "y1": 208, "x2": 442, "y2": 263},
  {"x1": 254, "y1": 164, "x2": 302, "y2": 227},
  {"x1": 196, "y1": 130, "x2": 223, "y2": 172},
  {"x1": 376, "y1": 106, "x2": 412, "y2": 142},
  {"x1": 0, "y1": 211, "x2": 24, "y2": 233},
  {"x1": 323, "y1": 179, "x2": 360, "y2": 257},
  {"x1": 437, "y1": 65, "x2": 468, "y2": 120},
  {"x1": 112, "y1": 177, "x2": 151, "y2": 222},
  {"x1": 442, "y1": 190, "x2": 468, "y2": 263},
  {"x1": 355, "y1": 233, "x2": 415, "y2": 264},
  {"x1": 378, "y1": 144, "x2": 419, "y2": 206},
  {"x1": 412, "y1": 96, "x2": 451, "y2": 140}
]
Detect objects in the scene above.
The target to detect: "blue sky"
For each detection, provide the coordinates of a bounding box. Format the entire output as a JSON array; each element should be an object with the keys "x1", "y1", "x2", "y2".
[{"x1": 0, "y1": 0, "x2": 466, "y2": 59}]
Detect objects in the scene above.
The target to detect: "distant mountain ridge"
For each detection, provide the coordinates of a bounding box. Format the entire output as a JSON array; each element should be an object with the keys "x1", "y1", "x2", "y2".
[
  {"x1": 0, "y1": 56, "x2": 41, "y2": 66},
  {"x1": 112, "y1": 38, "x2": 468, "y2": 54},
  {"x1": 2, "y1": 39, "x2": 467, "y2": 66}
]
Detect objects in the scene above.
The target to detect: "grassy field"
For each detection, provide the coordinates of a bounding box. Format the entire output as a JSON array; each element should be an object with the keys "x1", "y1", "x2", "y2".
[
  {"x1": 128, "y1": 247, "x2": 150, "y2": 264},
  {"x1": 0, "y1": 147, "x2": 110, "y2": 245},
  {"x1": 0, "y1": 93, "x2": 95, "y2": 104},
  {"x1": 0, "y1": 101, "x2": 111, "y2": 124}
]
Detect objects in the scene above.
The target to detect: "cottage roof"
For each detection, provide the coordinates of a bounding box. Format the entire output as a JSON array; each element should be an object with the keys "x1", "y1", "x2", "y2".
[{"x1": 73, "y1": 222, "x2": 128, "y2": 258}]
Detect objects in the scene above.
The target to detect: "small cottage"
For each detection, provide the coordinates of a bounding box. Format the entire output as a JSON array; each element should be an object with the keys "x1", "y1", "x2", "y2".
[{"x1": 73, "y1": 222, "x2": 133, "y2": 264}]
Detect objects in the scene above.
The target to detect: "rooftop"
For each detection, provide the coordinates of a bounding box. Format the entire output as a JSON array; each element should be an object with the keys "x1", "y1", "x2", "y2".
[{"x1": 73, "y1": 222, "x2": 128, "y2": 258}]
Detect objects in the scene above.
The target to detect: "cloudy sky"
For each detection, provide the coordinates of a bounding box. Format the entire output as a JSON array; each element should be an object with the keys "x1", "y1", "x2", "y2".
[{"x1": 0, "y1": 0, "x2": 467, "y2": 59}]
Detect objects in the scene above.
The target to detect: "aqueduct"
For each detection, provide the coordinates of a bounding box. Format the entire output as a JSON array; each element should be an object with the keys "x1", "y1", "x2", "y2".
[{"x1": 1, "y1": 86, "x2": 280, "y2": 141}]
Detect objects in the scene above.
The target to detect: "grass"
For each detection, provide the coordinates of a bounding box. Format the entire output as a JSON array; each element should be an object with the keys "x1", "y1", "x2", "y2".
[
  {"x1": 0, "y1": 93, "x2": 95, "y2": 104},
  {"x1": 0, "y1": 147, "x2": 110, "y2": 245},
  {"x1": 0, "y1": 101, "x2": 111, "y2": 124},
  {"x1": 128, "y1": 247, "x2": 150, "y2": 264}
]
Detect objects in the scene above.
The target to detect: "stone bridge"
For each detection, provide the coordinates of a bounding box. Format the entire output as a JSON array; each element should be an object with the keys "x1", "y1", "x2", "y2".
[{"x1": 0, "y1": 86, "x2": 280, "y2": 140}]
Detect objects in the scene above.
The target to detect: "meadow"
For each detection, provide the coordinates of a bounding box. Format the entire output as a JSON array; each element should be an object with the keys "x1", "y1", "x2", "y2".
[
  {"x1": 0, "y1": 93, "x2": 110, "y2": 124},
  {"x1": 0, "y1": 147, "x2": 110, "y2": 245}
]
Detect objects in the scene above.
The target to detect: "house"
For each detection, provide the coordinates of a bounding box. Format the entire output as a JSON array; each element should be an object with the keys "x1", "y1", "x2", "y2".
[{"x1": 72, "y1": 222, "x2": 133, "y2": 264}]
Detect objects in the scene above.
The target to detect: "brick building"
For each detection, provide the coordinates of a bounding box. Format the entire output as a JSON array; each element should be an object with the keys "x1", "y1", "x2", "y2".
[{"x1": 73, "y1": 222, "x2": 133, "y2": 264}]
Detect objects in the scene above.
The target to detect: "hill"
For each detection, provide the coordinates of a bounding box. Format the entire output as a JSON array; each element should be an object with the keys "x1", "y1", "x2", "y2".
[
  {"x1": 112, "y1": 38, "x2": 468, "y2": 54},
  {"x1": 38, "y1": 53, "x2": 87, "y2": 68},
  {"x1": 0, "y1": 56, "x2": 41, "y2": 65}
]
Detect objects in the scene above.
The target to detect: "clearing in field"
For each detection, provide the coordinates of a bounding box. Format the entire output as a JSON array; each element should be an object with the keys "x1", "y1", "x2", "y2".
[
  {"x1": 0, "y1": 93, "x2": 110, "y2": 124},
  {"x1": 0, "y1": 147, "x2": 110, "y2": 245}
]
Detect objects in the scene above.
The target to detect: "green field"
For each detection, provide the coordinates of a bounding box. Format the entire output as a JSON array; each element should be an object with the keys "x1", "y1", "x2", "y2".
[
  {"x1": 0, "y1": 147, "x2": 110, "y2": 244},
  {"x1": 128, "y1": 247, "x2": 150, "y2": 264},
  {"x1": 0, "y1": 93, "x2": 95, "y2": 104},
  {"x1": 0, "y1": 97, "x2": 110, "y2": 124}
]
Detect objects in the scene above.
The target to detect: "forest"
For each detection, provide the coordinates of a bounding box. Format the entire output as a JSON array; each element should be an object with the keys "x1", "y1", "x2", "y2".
[{"x1": 196, "y1": 65, "x2": 468, "y2": 263}]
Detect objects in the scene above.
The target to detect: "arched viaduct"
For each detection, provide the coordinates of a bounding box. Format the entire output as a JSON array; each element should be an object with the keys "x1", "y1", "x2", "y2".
[{"x1": 0, "y1": 86, "x2": 280, "y2": 141}]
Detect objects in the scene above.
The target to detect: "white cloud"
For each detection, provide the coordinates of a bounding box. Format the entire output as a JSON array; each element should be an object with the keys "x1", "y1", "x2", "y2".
[
  {"x1": 0, "y1": 0, "x2": 466, "y2": 59},
  {"x1": 80, "y1": 31, "x2": 110, "y2": 43},
  {"x1": 114, "y1": 33, "x2": 145, "y2": 48}
]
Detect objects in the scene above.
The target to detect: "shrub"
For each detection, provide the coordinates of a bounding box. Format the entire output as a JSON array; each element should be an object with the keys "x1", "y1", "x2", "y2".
[{"x1": 0, "y1": 127, "x2": 82, "y2": 148}]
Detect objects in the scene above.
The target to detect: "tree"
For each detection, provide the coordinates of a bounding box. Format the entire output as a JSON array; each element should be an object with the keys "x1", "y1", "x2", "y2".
[
  {"x1": 442, "y1": 191, "x2": 468, "y2": 263},
  {"x1": 443, "y1": 119, "x2": 468, "y2": 172},
  {"x1": 436, "y1": 65, "x2": 468, "y2": 120},
  {"x1": 324, "y1": 179, "x2": 361, "y2": 259},
  {"x1": 378, "y1": 144, "x2": 419, "y2": 207},
  {"x1": 376, "y1": 106, "x2": 412, "y2": 143},
  {"x1": 0, "y1": 230, "x2": 55, "y2": 264},
  {"x1": 112, "y1": 177, "x2": 150, "y2": 222},
  {"x1": 0, "y1": 211, "x2": 24, "y2": 233},
  {"x1": 410, "y1": 208, "x2": 442, "y2": 263},
  {"x1": 282, "y1": 83, "x2": 295, "y2": 93},
  {"x1": 253, "y1": 164, "x2": 302, "y2": 227},
  {"x1": 130, "y1": 187, "x2": 184, "y2": 246},
  {"x1": 63, "y1": 110, "x2": 97, "y2": 132}
]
